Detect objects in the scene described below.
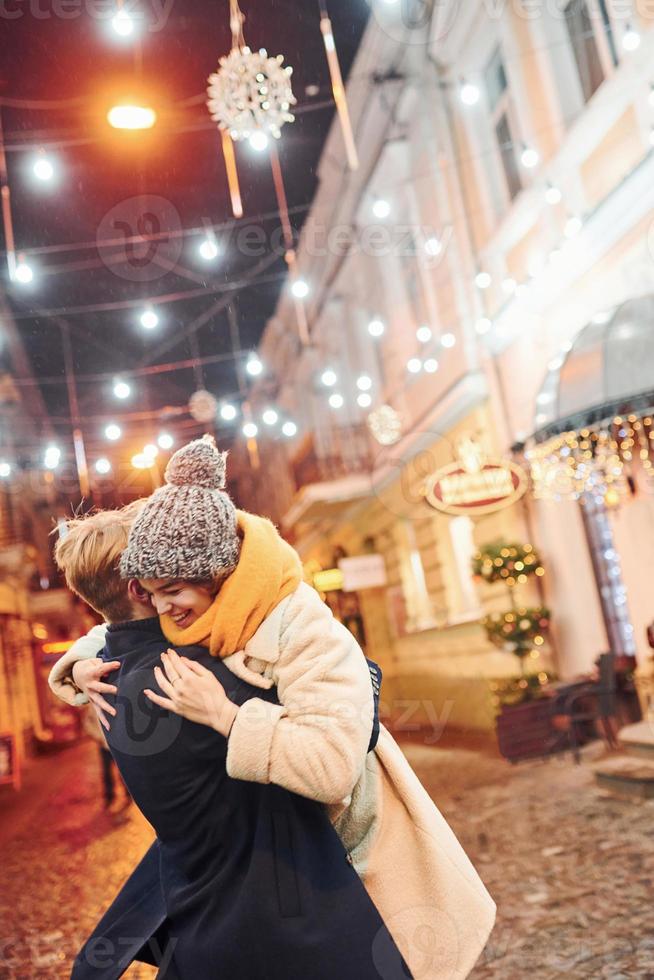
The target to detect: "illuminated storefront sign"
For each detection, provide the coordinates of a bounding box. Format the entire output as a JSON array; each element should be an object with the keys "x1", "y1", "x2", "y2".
[{"x1": 425, "y1": 458, "x2": 528, "y2": 517}]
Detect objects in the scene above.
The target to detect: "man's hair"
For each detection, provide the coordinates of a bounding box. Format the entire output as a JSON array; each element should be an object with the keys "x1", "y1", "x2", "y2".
[{"x1": 53, "y1": 501, "x2": 145, "y2": 622}]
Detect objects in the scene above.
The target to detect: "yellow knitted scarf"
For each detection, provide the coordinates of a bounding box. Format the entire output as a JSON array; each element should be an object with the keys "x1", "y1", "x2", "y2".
[{"x1": 160, "y1": 510, "x2": 303, "y2": 657}]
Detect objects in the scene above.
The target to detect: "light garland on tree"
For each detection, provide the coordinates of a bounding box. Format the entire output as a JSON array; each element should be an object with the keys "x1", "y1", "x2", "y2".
[{"x1": 526, "y1": 412, "x2": 654, "y2": 505}]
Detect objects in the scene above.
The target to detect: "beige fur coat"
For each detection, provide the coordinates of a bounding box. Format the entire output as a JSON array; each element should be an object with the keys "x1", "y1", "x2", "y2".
[{"x1": 49, "y1": 583, "x2": 495, "y2": 979}]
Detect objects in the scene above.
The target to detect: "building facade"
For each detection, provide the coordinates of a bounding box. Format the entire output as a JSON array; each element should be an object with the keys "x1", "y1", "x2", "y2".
[{"x1": 234, "y1": 0, "x2": 654, "y2": 729}]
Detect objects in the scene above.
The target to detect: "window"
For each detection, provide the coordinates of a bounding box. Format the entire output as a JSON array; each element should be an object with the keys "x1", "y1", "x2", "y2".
[
  {"x1": 484, "y1": 47, "x2": 522, "y2": 203},
  {"x1": 564, "y1": 0, "x2": 618, "y2": 104}
]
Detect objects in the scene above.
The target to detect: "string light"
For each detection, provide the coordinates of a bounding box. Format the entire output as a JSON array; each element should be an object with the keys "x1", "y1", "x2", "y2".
[
  {"x1": 407, "y1": 358, "x2": 422, "y2": 374},
  {"x1": 105, "y1": 423, "x2": 122, "y2": 441},
  {"x1": 281, "y1": 420, "x2": 297, "y2": 437},
  {"x1": 95, "y1": 458, "x2": 112, "y2": 475},
  {"x1": 140, "y1": 307, "x2": 159, "y2": 330},
  {"x1": 243, "y1": 422, "x2": 258, "y2": 438},
  {"x1": 291, "y1": 279, "x2": 309, "y2": 299},
  {"x1": 246, "y1": 354, "x2": 263, "y2": 377},
  {"x1": 262, "y1": 408, "x2": 278, "y2": 425},
  {"x1": 113, "y1": 380, "x2": 131, "y2": 399},
  {"x1": 416, "y1": 325, "x2": 432, "y2": 343},
  {"x1": 372, "y1": 198, "x2": 391, "y2": 219},
  {"x1": 132, "y1": 453, "x2": 148, "y2": 470},
  {"x1": 441, "y1": 332, "x2": 456, "y2": 348},
  {"x1": 329, "y1": 393, "x2": 344, "y2": 409},
  {"x1": 44, "y1": 445, "x2": 61, "y2": 470},
  {"x1": 357, "y1": 392, "x2": 372, "y2": 408},
  {"x1": 475, "y1": 271, "x2": 491, "y2": 289},
  {"x1": 143, "y1": 444, "x2": 159, "y2": 460},
  {"x1": 424, "y1": 358, "x2": 439, "y2": 373},
  {"x1": 368, "y1": 318, "x2": 385, "y2": 338},
  {"x1": 248, "y1": 132, "x2": 270, "y2": 152},
  {"x1": 356, "y1": 374, "x2": 372, "y2": 391},
  {"x1": 520, "y1": 144, "x2": 540, "y2": 169},
  {"x1": 198, "y1": 237, "x2": 220, "y2": 261},
  {"x1": 0, "y1": 462, "x2": 11, "y2": 478},
  {"x1": 424, "y1": 236, "x2": 442, "y2": 257},
  {"x1": 32, "y1": 153, "x2": 55, "y2": 182},
  {"x1": 459, "y1": 79, "x2": 480, "y2": 106},
  {"x1": 157, "y1": 433, "x2": 174, "y2": 450},
  {"x1": 622, "y1": 24, "x2": 641, "y2": 51},
  {"x1": 111, "y1": 8, "x2": 136, "y2": 36},
  {"x1": 545, "y1": 182, "x2": 562, "y2": 205},
  {"x1": 321, "y1": 369, "x2": 338, "y2": 387},
  {"x1": 220, "y1": 403, "x2": 237, "y2": 421},
  {"x1": 13, "y1": 260, "x2": 34, "y2": 284}
]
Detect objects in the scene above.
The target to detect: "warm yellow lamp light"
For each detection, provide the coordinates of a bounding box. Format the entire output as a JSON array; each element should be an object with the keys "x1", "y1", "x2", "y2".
[{"x1": 108, "y1": 104, "x2": 157, "y2": 130}]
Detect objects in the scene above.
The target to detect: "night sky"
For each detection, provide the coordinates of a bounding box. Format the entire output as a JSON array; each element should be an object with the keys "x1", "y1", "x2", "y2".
[{"x1": 0, "y1": 0, "x2": 369, "y2": 461}]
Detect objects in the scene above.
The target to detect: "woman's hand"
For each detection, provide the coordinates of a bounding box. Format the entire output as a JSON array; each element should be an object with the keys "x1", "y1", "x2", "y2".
[
  {"x1": 144, "y1": 649, "x2": 239, "y2": 738},
  {"x1": 72, "y1": 659, "x2": 120, "y2": 731}
]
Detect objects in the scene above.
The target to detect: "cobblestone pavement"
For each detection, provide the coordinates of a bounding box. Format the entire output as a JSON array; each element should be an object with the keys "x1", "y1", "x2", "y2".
[{"x1": 1, "y1": 733, "x2": 653, "y2": 979}]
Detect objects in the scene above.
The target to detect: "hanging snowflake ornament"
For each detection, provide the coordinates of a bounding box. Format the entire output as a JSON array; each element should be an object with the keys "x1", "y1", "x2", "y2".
[
  {"x1": 207, "y1": 32, "x2": 296, "y2": 146},
  {"x1": 189, "y1": 390, "x2": 218, "y2": 424}
]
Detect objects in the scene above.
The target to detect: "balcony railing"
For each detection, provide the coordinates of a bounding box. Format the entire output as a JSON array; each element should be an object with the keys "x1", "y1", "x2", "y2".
[{"x1": 291, "y1": 424, "x2": 375, "y2": 490}]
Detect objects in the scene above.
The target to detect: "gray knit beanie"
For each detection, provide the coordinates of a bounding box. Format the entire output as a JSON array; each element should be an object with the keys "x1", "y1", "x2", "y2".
[{"x1": 119, "y1": 435, "x2": 241, "y2": 581}]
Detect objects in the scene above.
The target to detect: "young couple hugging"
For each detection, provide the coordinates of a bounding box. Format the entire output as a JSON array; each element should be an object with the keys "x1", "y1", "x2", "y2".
[{"x1": 48, "y1": 435, "x2": 495, "y2": 980}]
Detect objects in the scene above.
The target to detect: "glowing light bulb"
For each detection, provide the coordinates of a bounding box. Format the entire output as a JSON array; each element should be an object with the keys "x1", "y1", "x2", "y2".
[
  {"x1": 424, "y1": 236, "x2": 442, "y2": 257},
  {"x1": 424, "y1": 358, "x2": 439, "y2": 373},
  {"x1": 33, "y1": 155, "x2": 54, "y2": 181},
  {"x1": 356, "y1": 374, "x2": 372, "y2": 391},
  {"x1": 221, "y1": 403, "x2": 237, "y2": 421},
  {"x1": 441, "y1": 332, "x2": 456, "y2": 348},
  {"x1": 545, "y1": 183, "x2": 562, "y2": 205},
  {"x1": 368, "y1": 318, "x2": 385, "y2": 337},
  {"x1": 140, "y1": 308, "x2": 159, "y2": 330},
  {"x1": 246, "y1": 355, "x2": 263, "y2": 377},
  {"x1": 113, "y1": 380, "x2": 131, "y2": 399},
  {"x1": 459, "y1": 80, "x2": 480, "y2": 106},
  {"x1": 407, "y1": 358, "x2": 422, "y2": 374},
  {"x1": 622, "y1": 25, "x2": 641, "y2": 51},
  {"x1": 416, "y1": 325, "x2": 432, "y2": 343},
  {"x1": 372, "y1": 198, "x2": 391, "y2": 219},
  {"x1": 0, "y1": 461, "x2": 11, "y2": 478},
  {"x1": 329, "y1": 393, "x2": 344, "y2": 409},
  {"x1": 95, "y1": 458, "x2": 112, "y2": 475},
  {"x1": 107, "y1": 105, "x2": 157, "y2": 130},
  {"x1": 521, "y1": 145, "x2": 540, "y2": 169},
  {"x1": 262, "y1": 409, "x2": 279, "y2": 426},
  {"x1": 249, "y1": 131, "x2": 269, "y2": 152},
  {"x1": 105, "y1": 423, "x2": 122, "y2": 441},
  {"x1": 157, "y1": 433, "x2": 174, "y2": 450},
  {"x1": 321, "y1": 369, "x2": 337, "y2": 387},
  {"x1": 143, "y1": 444, "x2": 159, "y2": 460},
  {"x1": 475, "y1": 271, "x2": 492, "y2": 289},
  {"x1": 243, "y1": 422, "x2": 258, "y2": 438},
  {"x1": 111, "y1": 9, "x2": 135, "y2": 36},
  {"x1": 291, "y1": 279, "x2": 309, "y2": 299},
  {"x1": 282, "y1": 421, "x2": 297, "y2": 437},
  {"x1": 13, "y1": 261, "x2": 33, "y2": 284},
  {"x1": 198, "y1": 238, "x2": 219, "y2": 261},
  {"x1": 357, "y1": 393, "x2": 372, "y2": 409}
]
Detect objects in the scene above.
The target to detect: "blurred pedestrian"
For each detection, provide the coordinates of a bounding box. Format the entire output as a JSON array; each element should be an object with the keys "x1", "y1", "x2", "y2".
[{"x1": 82, "y1": 704, "x2": 130, "y2": 813}]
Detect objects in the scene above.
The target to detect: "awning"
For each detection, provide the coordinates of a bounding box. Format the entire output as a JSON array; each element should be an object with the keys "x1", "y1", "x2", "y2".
[
  {"x1": 282, "y1": 473, "x2": 372, "y2": 531},
  {"x1": 532, "y1": 294, "x2": 654, "y2": 441}
]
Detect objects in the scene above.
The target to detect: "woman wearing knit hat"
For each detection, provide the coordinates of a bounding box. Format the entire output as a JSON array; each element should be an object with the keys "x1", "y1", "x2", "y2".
[{"x1": 49, "y1": 435, "x2": 495, "y2": 980}]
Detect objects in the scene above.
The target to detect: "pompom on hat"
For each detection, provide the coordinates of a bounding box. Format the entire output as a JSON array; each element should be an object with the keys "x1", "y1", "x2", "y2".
[{"x1": 120, "y1": 435, "x2": 241, "y2": 581}]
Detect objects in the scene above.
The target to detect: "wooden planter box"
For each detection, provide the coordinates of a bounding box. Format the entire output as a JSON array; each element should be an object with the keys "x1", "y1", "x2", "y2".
[{"x1": 495, "y1": 699, "x2": 559, "y2": 764}]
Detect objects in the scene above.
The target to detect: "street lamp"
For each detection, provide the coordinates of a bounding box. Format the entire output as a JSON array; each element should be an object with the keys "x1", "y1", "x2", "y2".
[{"x1": 107, "y1": 105, "x2": 157, "y2": 130}]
